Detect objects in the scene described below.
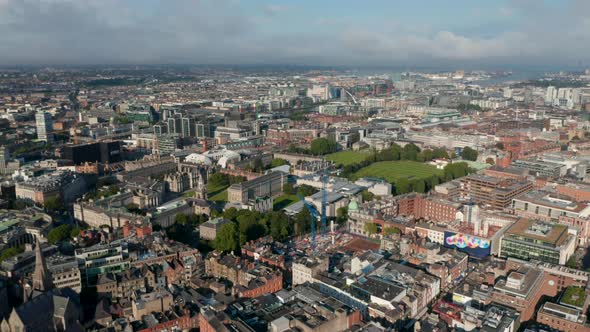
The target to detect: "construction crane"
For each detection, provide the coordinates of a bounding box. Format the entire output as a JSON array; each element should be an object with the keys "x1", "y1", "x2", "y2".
[
  {"x1": 321, "y1": 166, "x2": 327, "y2": 237},
  {"x1": 297, "y1": 194, "x2": 320, "y2": 252},
  {"x1": 319, "y1": 160, "x2": 337, "y2": 245}
]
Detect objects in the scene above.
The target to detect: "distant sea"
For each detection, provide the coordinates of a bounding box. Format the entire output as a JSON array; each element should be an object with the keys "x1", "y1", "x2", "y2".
[{"x1": 474, "y1": 70, "x2": 546, "y2": 86}]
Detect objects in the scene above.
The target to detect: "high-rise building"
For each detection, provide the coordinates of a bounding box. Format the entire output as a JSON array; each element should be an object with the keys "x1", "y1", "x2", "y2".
[
  {"x1": 0, "y1": 146, "x2": 9, "y2": 171},
  {"x1": 181, "y1": 117, "x2": 195, "y2": 137},
  {"x1": 156, "y1": 134, "x2": 182, "y2": 156},
  {"x1": 154, "y1": 124, "x2": 167, "y2": 135},
  {"x1": 167, "y1": 116, "x2": 182, "y2": 135},
  {"x1": 35, "y1": 111, "x2": 53, "y2": 143},
  {"x1": 545, "y1": 86, "x2": 557, "y2": 104}
]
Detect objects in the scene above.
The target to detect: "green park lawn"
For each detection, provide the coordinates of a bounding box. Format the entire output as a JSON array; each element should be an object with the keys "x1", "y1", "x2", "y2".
[
  {"x1": 273, "y1": 194, "x2": 299, "y2": 211},
  {"x1": 207, "y1": 182, "x2": 229, "y2": 202},
  {"x1": 326, "y1": 150, "x2": 372, "y2": 166},
  {"x1": 353, "y1": 161, "x2": 442, "y2": 183}
]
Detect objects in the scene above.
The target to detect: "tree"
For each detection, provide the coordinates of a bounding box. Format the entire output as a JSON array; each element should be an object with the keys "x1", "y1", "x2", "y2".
[
  {"x1": 428, "y1": 175, "x2": 441, "y2": 189},
  {"x1": 174, "y1": 213, "x2": 189, "y2": 225},
  {"x1": 566, "y1": 256, "x2": 578, "y2": 269},
  {"x1": 361, "y1": 190, "x2": 375, "y2": 202},
  {"x1": 237, "y1": 211, "x2": 267, "y2": 244},
  {"x1": 310, "y1": 138, "x2": 338, "y2": 155},
  {"x1": 48, "y1": 225, "x2": 74, "y2": 244},
  {"x1": 462, "y1": 147, "x2": 478, "y2": 161},
  {"x1": 418, "y1": 149, "x2": 434, "y2": 162},
  {"x1": 402, "y1": 143, "x2": 421, "y2": 161},
  {"x1": 44, "y1": 197, "x2": 63, "y2": 212},
  {"x1": 283, "y1": 183, "x2": 295, "y2": 195},
  {"x1": 252, "y1": 158, "x2": 264, "y2": 172},
  {"x1": 0, "y1": 246, "x2": 25, "y2": 262},
  {"x1": 294, "y1": 208, "x2": 311, "y2": 235},
  {"x1": 443, "y1": 162, "x2": 471, "y2": 180},
  {"x1": 383, "y1": 227, "x2": 401, "y2": 237},
  {"x1": 495, "y1": 142, "x2": 505, "y2": 150},
  {"x1": 270, "y1": 159, "x2": 288, "y2": 168},
  {"x1": 70, "y1": 226, "x2": 81, "y2": 239},
  {"x1": 126, "y1": 203, "x2": 145, "y2": 215},
  {"x1": 485, "y1": 157, "x2": 495, "y2": 165},
  {"x1": 269, "y1": 212, "x2": 291, "y2": 241},
  {"x1": 11, "y1": 199, "x2": 30, "y2": 210},
  {"x1": 395, "y1": 178, "x2": 411, "y2": 194},
  {"x1": 222, "y1": 207, "x2": 240, "y2": 221},
  {"x1": 297, "y1": 184, "x2": 318, "y2": 197},
  {"x1": 364, "y1": 223, "x2": 378, "y2": 235},
  {"x1": 214, "y1": 223, "x2": 239, "y2": 252},
  {"x1": 412, "y1": 179, "x2": 426, "y2": 193},
  {"x1": 209, "y1": 173, "x2": 230, "y2": 188},
  {"x1": 432, "y1": 148, "x2": 449, "y2": 159}
]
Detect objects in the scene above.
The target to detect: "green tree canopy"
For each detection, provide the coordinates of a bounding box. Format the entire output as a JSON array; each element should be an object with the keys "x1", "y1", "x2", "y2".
[
  {"x1": 412, "y1": 179, "x2": 426, "y2": 193},
  {"x1": 443, "y1": 162, "x2": 471, "y2": 180},
  {"x1": 432, "y1": 148, "x2": 450, "y2": 159},
  {"x1": 294, "y1": 208, "x2": 312, "y2": 235},
  {"x1": 361, "y1": 190, "x2": 375, "y2": 202},
  {"x1": 70, "y1": 226, "x2": 81, "y2": 239},
  {"x1": 48, "y1": 225, "x2": 75, "y2": 244},
  {"x1": 283, "y1": 183, "x2": 295, "y2": 195},
  {"x1": 310, "y1": 138, "x2": 338, "y2": 155},
  {"x1": 222, "y1": 207, "x2": 240, "y2": 222},
  {"x1": 297, "y1": 184, "x2": 318, "y2": 197},
  {"x1": 364, "y1": 223, "x2": 379, "y2": 235},
  {"x1": 462, "y1": 147, "x2": 478, "y2": 161},
  {"x1": 214, "y1": 223, "x2": 239, "y2": 252},
  {"x1": 395, "y1": 178, "x2": 411, "y2": 194},
  {"x1": 268, "y1": 212, "x2": 291, "y2": 241},
  {"x1": 237, "y1": 211, "x2": 267, "y2": 244},
  {"x1": 270, "y1": 158, "x2": 288, "y2": 168},
  {"x1": 174, "y1": 213, "x2": 189, "y2": 225},
  {"x1": 0, "y1": 246, "x2": 24, "y2": 262},
  {"x1": 209, "y1": 173, "x2": 230, "y2": 187},
  {"x1": 402, "y1": 143, "x2": 421, "y2": 161},
  {"x1": 383, "y1": 227, "x2": 401, "y2": 236},
  {"x1": 44, "y1": 196, "x2": 63, "y2": 212}
]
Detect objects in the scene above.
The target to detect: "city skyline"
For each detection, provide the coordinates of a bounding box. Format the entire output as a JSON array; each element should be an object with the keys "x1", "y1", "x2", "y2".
[{"x1": 1, "y1": 0, "x2": 590, "y2": 67}]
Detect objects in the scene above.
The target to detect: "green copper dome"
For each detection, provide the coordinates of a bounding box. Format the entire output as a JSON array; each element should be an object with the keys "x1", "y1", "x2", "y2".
[{"x1": 348, "y1": 199, "x2": 359, "y2": 212}]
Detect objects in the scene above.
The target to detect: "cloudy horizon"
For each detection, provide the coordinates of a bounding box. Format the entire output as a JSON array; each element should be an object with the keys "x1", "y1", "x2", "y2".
[{"x1": 1, "y1": 0, "x2": 589, "y2": 68}]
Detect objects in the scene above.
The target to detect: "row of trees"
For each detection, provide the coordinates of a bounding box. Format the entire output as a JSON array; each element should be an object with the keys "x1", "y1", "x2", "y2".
[
  {"x1": 461, "y1": 146, "x2": 478, "y2": 161},
  {"x1": 214, "y1": 208, "x2": 296, "y2": 252},
  {"x1": 339, "y1": 143, "x2": 443, "y2": 179},
  {"x1": 84, "y1": 185, "x2": 120, "y2": 201},
  {"x1": 47, "y1": 224, "x2": 81, "y2": 244},
  {"x1": 310, "y1": 138, "x2": 338, "y2": 155},
  {"x1": 283, "y1": 183, "x2": 318, "y2": 197},
  {"x1": 208, "y1": 173, "x2": 245, "y2": 188},
  {"x1": 287, "y1": 138, "x2": 339, "y2": 156},
  {"x1": 0, "y1": 246, "x2": 24, "y2": 262},
  {"x1": 395, "y1": 162, "x2": 473, "y2": 194},
  {"x1": 364, "y1": 223, "x2": 401, "y2": 237}
]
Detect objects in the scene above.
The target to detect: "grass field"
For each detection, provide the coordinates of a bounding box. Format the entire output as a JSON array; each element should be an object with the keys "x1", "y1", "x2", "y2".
[
  {"x1": 326, "y1": 150, "x2": 372, "y2": 166},
  {"x1": 207, "y1": 182, "x2": 229, "y2": 202},
  {"x1": 353, "y1": 161, "x2": 442, "y2": 182},
  {"x1": 273, "y1": 194, "x2": 299, "y2": 211}
]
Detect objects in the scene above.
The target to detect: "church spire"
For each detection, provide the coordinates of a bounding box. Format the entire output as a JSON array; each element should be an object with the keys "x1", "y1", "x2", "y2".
[{"x1": 32, "y1": 238, "x2": 53, "y2": 292}]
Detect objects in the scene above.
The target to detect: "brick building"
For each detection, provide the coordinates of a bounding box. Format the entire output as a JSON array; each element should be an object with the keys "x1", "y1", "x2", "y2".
[
  {"x1": 459, "y1": 174, "x2": 533, "y2": 209},
  {"x1": 396, "y1": 193, "x2": 463, "y2": 223}
]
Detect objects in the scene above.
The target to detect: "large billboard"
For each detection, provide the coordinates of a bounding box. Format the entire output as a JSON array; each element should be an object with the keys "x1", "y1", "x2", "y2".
[{"x1": 444, "y1": 231, "x2": 491, "y2": 257}]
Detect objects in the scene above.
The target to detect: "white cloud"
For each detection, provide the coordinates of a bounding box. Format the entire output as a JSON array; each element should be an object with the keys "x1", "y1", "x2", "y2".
[{"x1": 0, "y1": 0, "x2": 588, "y2": 66}]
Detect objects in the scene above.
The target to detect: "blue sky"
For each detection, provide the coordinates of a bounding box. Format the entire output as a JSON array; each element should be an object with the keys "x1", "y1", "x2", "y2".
[{"x1": 0, "y1": 0, "x2": 588, "y2": 68}]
